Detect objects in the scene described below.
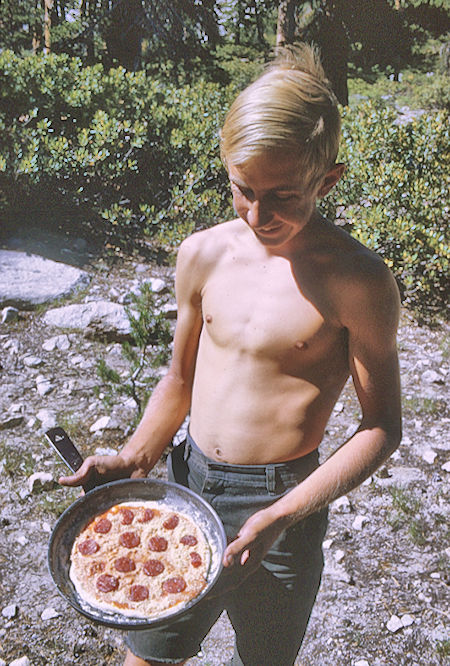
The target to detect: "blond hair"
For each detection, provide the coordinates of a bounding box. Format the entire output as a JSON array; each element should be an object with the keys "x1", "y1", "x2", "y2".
[{"x1": 220, "y1": 44, "x2": 341, "y2": 191}]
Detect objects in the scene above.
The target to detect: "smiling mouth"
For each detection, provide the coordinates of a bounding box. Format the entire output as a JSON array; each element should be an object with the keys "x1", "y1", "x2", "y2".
[{"x1": 256, "y1": 223, "x2": 283, "y2": 235}]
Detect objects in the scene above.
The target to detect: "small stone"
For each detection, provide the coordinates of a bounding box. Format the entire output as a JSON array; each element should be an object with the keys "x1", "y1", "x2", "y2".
[
  {"x1": 27, "y1": 471, "x2": 54, "y2": 493},
  {"x1": 41, "y1": 607, "x2": 60, "y2": 620},
  {"x1": 352, "y1": 515, "x2": 368, "y2": 530},
  {"x1": 401, "y1": 614, "x2": 414, "y2": 627},
  {"x1": 322, "y1": 539, "x2": 333, "y2": 550},
  {"x1": 422, "y1": 448, "x2": 437, "y2": 464},
  {"x1": 2, "y1": 603, "x2": 18, "y2": 618},
  {"x1": 354, "y1": 661, "x2": 370, "y2": 666},
  {"x1": 1, "y1": 306, "x2": 19, "y2": 323},
  {"x1": 0, "y1": 657, "x2": 6, "y2": 666},
  {"x1": 334, "y1": 402, "x2": 344, "y2": 413},
  {"x1": 386, "y1": 615, "x2": 403, "y2": 632},
  {"x1": 0, "y1": 415, "x2": 24, "y2": 430},
  {"x1": 16, "y1": 534, "x2": 28, "y2": 546},
  {"x1": 334, "y1": 549, "x2": 345, "y2": 563},
  {"x1": 422, "y1": 369, "x2": 443, "y2": 384},
  {"x1": 36, "y1": 408, "x2": 57, "y2": 430},
  {"x1": 9, "y1": 657, "x2": 31, "y2": 666},
  {"x1": 160, "y1": 302, "x2": 177, "y2": 319},
  {"x1": 441, "y1": 461, "x2": 450, "y2": 473},
  {"x1": 35, "y1": 375, "x2": 54, "y2": 396},
  {"x1": 42, "y1": 334, "x2": 71, "y2": 351},
  {"x1": 146, "y1": 277, "x2": 167, "y2": 293},
  {"x1": 333, "y1": 495, "x2": 351, "y2": 513},
  {"x1": 90, "y1": 416, "x2": 111, "y2": 433},
  {"x1": 23, "y1": 354, "x2": 44, "y2": 368}
]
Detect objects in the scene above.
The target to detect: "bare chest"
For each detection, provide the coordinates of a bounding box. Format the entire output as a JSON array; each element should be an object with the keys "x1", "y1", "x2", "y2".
[{"x1": 200, "y1": 258, "x2": 340, "y2": 360}]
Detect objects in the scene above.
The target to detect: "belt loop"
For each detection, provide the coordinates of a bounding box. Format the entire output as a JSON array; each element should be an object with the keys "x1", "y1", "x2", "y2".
[{"x1": 266, "y1": 465, "x2": 276, "y2": 494}]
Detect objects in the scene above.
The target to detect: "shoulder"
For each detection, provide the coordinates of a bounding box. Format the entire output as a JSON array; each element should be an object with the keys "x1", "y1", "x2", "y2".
[
  {"x1": 306, "y1": 219, "x2": 400, "y2": 332},
  {"x1": 175, "y1": 220, "x2": 242, "y2": 293}
]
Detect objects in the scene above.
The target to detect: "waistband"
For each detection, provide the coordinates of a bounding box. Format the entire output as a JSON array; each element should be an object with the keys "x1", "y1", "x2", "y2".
[{"x1": 185, "y1": 430, "x2": 319, "y2": 478}]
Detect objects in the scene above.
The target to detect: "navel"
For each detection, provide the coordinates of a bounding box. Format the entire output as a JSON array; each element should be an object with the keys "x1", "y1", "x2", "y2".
[{"x1": 294, "y1": 340, "x2": 308, "y2": 351}]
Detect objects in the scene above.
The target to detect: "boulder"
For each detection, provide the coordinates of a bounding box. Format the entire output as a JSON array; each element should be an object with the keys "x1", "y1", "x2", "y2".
[
  {"x1": 0, "y1": 250, "x2": 90, "y2": 309},
  {"x1": 43, "y1": 300, "x2": 132, "y2": 342}
]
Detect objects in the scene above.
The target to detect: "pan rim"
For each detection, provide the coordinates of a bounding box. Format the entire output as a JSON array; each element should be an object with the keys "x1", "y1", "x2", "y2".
[{"x1": 48, "y1": 477, "x2": 226, "y2": 629}]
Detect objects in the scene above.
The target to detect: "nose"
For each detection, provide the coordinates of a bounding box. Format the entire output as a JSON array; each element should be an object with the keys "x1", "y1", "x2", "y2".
[{"x1": 246, "y1": 200, "x2": 273, "y2": 229}]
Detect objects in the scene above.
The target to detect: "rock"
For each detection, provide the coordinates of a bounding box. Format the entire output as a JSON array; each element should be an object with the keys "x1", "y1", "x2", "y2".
[
  {"x1": 375, "y1": 466, "x2": 426, "y2": 487},
  {"x1": 145, "y1": 277, "x2": 167, "y2": 293},
  {"x1": 354, "y1": 661, "x2": 370, "y2": 666},
  {"x1": 36, "y1": 409, "x2": 57, "y2": 430},
  {"x1": 422, "y1": 448, "x2": 437, "y2": 464},
  {"x1": 9, "y1": 658, "x2": 31, "y2": 666},
  {"x1": 1, "y1": 306, "x2": 19, "y2": 323},
  {"x1": 0, "y1": 415, "x2": 24, "y2": 430},
  {"x1": 0, "y1": 250, "x2": 90, "y2": 309},
  {"x1": 352, "y1": 515, "x2": 368, "y2": 530},
  {"x1": 334, "y1": 549, "x2": 345, "y2": 563},
  {"x1": 23, "y1": 354, "x2": 44, "y2": 368},
  {"x1": 160, "y1": 302, "x2": 178, "y2": 320},
  {"x1": 401, "y1": 614, "x2": 415, "y2": 627},
  {"x1": 1, "y1": 603, "x2": 18, "y2": 619},
  {"x1": 333, "y1": 402, "x2": 344, "y2": 413},
  {"x1": 332, "y1": 495, "x2": 351, "y2": 513},
  {"x1": 442, "y1": 461, "x2": 450, "y2": 473},
  {"x1": 41, "y1": 607, "x2": 60, "y2": 620},
  {"x1": 27, "y1": 472, "x2": 54, "y2": 493},
  {"x1": 43, "y1": 301, "x2": 132, "y2": 342},
  {"x1": 42, "y1": 334, "x2": 71, "y2": 351},
  {"x1": 90, "y1": 416, "x2": 111, "y2": 433},
  {"x1": 386, "y1": 614, "x2": 403, "y2": 632},
  {"x1": 35, "y1": 375, "x2": 54, "y2": 396},
  {"x1": 0, "y1": 658, "x2": 6, "y2": 666},
  {"x1": 422, "y1": 369, "x2": 443, "y2": 384}
]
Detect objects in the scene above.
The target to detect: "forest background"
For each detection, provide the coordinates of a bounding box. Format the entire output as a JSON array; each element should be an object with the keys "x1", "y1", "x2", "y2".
[{"x1": 0, "y1": 0, "x2": 449, "y2": 322}]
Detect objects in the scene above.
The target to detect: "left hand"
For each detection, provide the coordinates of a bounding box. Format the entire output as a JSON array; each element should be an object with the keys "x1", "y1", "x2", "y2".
[{"x1": 222, "y1": 505, "x2": 289, "y2": 576}]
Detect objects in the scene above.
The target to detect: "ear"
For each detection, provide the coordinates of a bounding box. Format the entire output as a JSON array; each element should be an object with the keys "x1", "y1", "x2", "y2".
[{"x1": 316, "y1": 163, "x2": 346, "y2": 198}]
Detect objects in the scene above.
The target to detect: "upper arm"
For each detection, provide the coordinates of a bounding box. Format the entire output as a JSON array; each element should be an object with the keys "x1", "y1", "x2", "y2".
[
  {"x1": 340, "y1": 258, "x2": 402, "y2": 440},
  {"x1": 168, "y1": 234, "x2": 206, "y2": 389}
]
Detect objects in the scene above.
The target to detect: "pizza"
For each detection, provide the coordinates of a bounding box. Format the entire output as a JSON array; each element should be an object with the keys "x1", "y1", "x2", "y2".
[{"x1": 69, "y1": 500, "x2": 211, "y2": 619}]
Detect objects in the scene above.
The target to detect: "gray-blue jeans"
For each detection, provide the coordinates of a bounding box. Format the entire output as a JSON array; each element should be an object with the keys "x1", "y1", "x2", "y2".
[{"x1": 126, "y1": 431, "x2": 328, "y2": 665}]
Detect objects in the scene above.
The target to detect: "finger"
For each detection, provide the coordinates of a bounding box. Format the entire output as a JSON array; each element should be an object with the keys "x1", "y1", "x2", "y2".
[{"x1": 240, "y1": 549, "x2": 250, "y2": 566}]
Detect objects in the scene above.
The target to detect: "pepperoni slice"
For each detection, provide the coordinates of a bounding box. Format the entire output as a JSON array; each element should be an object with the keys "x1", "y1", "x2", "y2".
[
  {"x1": 96, "y1": 574, "x2": 119, "y2": 593},
  {"x1": 143, "y1": 559, "x2": 165, "y2": 577},
  {"x1": 148, "y1": 536, "x2": 168, "y2": 552},
  {"x1": 119, "y1": 531, "x2": 140, "y2": 549},
  {"x1": 162, "y1": 576, "x2": 186, "y2": 594},
  {"x1": 180, "y1": 534, "x2": 198, "y2": 546},
  {"x1": 139, "y1": 508, "x2": 155, "y2": 523},
  {"x1": 114, "y1": 556, "x2": 136, "y2": 573},
  {"x1": 190, "y1": 552, "x2": 202, "y2": 568},
  {"x1": 120, "y1": 508, "x2": 134, "y2": 525},
  {"x1": 78, "y1": 538, "x2": 99, "y2": 556},
  {"x1": 163, "y1": 514, "x2": 179, "y2": 530},
  {"x1": 89, "y1": 561, "x2": 105, "y2": 576},
  {"x1": 93, "y1": 518, "x2": 112, "y2": 534},
  {"x1": 129, "y1": 584, "x2": 149, "y2": 602}
]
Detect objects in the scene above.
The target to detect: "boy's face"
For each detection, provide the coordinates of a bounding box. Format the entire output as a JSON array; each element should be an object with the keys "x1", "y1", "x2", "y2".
[{"x1": 228, "y1": 151, "x2": 343, "y2": 251}]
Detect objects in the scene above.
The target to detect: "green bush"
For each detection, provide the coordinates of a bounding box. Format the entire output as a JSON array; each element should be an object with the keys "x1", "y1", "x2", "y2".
[
  {"x1": 321, "y1": 101, "x2": 449, "y2": 321},
  {"x1": 0, "y1": 50, "x2": 234, "y2": 242}
]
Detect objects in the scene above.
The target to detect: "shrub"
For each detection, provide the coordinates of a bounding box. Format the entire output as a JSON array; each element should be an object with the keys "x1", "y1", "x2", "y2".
[{"x1": 321, "y1": 101, "x2": 449, "y2": 321}]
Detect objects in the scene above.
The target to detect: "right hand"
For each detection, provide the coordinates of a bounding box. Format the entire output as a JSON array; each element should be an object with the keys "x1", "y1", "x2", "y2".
[{"x1": 58, "y1": 453, "x2": 144, "y2": 491}]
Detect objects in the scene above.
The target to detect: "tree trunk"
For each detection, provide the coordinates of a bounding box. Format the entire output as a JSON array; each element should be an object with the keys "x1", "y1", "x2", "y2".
[
  {"x1": 277, "y1": 0, "x2": 297, "y2": 46},
  {"x1": 43, "y1": 0, "x2": 54, "y2": 53}
]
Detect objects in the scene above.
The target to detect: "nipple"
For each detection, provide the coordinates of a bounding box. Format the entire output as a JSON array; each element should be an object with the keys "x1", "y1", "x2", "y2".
[
  {"x1": 205, "y1": 314, "x2": 213, "y2": 324},
  {"x1": 295, "y1": 340, "x2": 308, "y2": 351}
]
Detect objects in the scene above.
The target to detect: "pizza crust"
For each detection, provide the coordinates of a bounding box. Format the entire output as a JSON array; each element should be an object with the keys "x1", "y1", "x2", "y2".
[{"x1": 70, "y1": 501, "x2": 211, "y2": 619}]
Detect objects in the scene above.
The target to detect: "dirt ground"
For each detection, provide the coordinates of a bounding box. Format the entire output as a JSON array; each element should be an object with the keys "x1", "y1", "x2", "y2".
[{"x1": 0, "y1": 244, "x2": 448, "y2": 666}]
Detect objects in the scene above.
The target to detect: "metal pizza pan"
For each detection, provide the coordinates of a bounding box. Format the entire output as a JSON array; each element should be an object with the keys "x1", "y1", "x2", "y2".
[{"x1": 48, "y1": 478, "x2": 226, "y2": 630}]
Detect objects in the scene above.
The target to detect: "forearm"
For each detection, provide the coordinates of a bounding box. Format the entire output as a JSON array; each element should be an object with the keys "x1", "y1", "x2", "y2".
[
  {"x1": 272, "y1": 423, "x2": 401, "y2": 526},
  {"x1": 118, "y1": 371, "x2": 192, "y2": 476}
]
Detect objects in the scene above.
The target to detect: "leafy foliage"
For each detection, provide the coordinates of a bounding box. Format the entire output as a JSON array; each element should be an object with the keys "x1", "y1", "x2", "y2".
[{"x1": 96, "y1": 283, "x2": 172, "y2": 416}]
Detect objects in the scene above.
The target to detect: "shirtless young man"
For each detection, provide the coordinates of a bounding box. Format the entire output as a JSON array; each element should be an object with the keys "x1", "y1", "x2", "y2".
[{"x1": 60, "y1": 45, "x2": 402, "y2": 666}]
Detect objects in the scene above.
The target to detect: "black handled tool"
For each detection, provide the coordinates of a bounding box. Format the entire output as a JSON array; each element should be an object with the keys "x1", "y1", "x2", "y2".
[{"x1": 44, "y1": 426, "x2": 96, "y2": 493}]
